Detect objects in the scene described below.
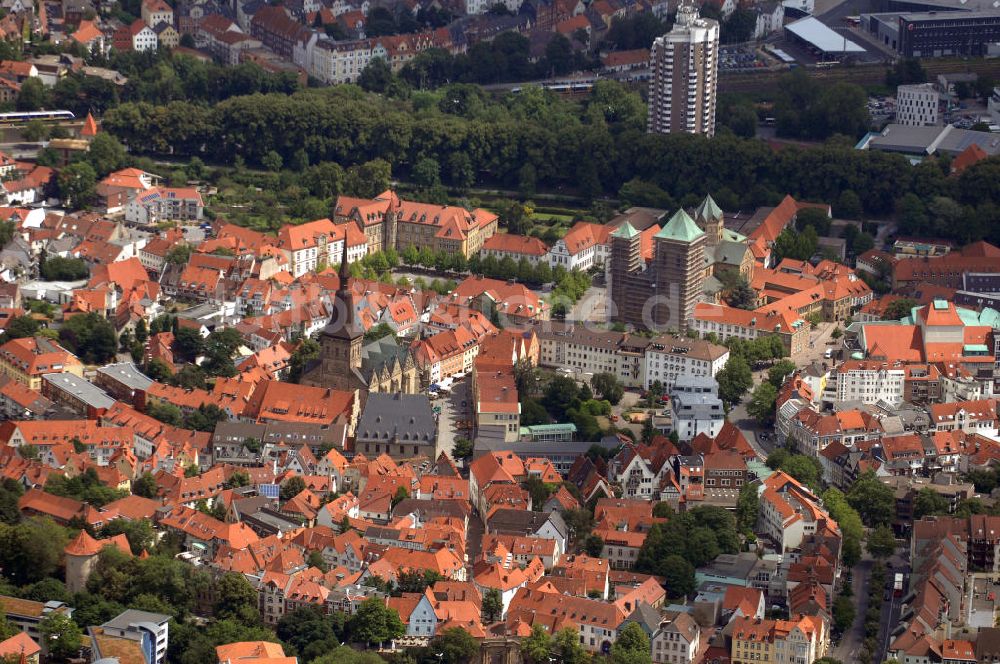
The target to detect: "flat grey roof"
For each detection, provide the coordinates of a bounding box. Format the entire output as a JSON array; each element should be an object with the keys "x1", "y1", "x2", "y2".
[
  {"x1": 674, "y1": 375, "x2": 718, "y2": 390},
  {"x1": 697, "y1": 552, "x2": 761, "y2": 579},
  {"x1": 864, "y1": 124, "x2": 1000, "y2": 156},
  {"x1": 42, "y1": 373, "x2": 114, "y2": 410},
  {"x1": 890, "y1": 0, "x2": 1000, "y2": 13},
  {"x1": 900, "y1": 8, "x2": 1000, "y2": 18},
  {"x1": 96, "y1": 362, "x2": 153, "y2": 391},
  {"x1": 473, "y1": 437, "x2": 618, "y2": 459},
  {"x1": 938, "y1": 128, "x2": 1000, "y2": 155},
  {"x1": 103, "y1": 610, "x2": 171, "y2": 628},
  {"x1": 785, "y1": 16, "x2": 865, "y2": 53},
  {"x1": 245, "y1": 509, "x2": 301, "y2": 531}
]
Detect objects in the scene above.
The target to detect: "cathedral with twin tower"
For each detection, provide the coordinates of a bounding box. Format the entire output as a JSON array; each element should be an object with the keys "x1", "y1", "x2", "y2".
[{"x1": 609, "y1": 195, "x2": 748, "y2": 331}]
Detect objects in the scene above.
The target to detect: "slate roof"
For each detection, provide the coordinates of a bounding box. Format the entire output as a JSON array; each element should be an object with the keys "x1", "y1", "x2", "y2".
[
  {"x1": 359, "y1": 335, "x2": 413, "y2": 384},
  {"x1": 488, "y1": 508, "x2": 568, "y2": 541},
  {"x1": 355, "y1": 392, "x2": 436, "y2": 444},
  {"x1": 713, "y1": 240, "x2": 749, "y2": 267}
]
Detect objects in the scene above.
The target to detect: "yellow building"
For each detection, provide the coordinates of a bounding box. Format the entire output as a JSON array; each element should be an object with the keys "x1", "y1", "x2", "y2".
[
  {"x1": 731, "y1": 614, "x2": 827, "y2": 664},
  {"x1": 333, "y1": 190, "x2": 498, "y2": 259},
  {"x1": 0, "y1": 336, "x2": 84, "y2": 390},
  {"x1": 396, "y1": 200, "x2": 497, "y2": 258},
  {"x1": 471, "y1": 368, "x2": 520, "y2": 443},
  {"x1": 154, "y1": 23, "x2": 180, "y2": 48}
]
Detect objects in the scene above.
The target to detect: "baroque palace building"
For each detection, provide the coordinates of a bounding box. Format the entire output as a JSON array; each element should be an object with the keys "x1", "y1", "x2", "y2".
[{"x1": 332, "y1": 189, "x2": 498, "y2": 258}]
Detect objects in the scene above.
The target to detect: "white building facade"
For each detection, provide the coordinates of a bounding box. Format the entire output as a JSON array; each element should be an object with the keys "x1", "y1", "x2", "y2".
[
  {"x1": 834, "y1": 362, "x2": 905, "y2": 404},
  {"x1": 668, "y1": 376, "x2": 724, "y2": 442},
  {"x1": 896, "y1": 83, "x2": 939, "y2": 126},
  {"x1": 644, "y1": 337, "x2": 729, "y2": 390}
]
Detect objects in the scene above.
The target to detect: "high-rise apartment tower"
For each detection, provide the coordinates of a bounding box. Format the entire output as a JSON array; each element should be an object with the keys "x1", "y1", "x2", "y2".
[{"x1": 647, "y1": 0, "x2": 720, "y2": 136}]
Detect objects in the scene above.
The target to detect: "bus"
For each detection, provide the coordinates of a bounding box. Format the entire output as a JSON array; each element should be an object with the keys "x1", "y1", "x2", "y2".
[{"x1": 893, "y1": 573, "x2": 904, "y2": 597}]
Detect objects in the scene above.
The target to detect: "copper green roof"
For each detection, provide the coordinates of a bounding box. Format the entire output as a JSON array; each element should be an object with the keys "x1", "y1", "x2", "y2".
[
  {"x1": 695, "y1": 194, "x2": 723, "y2": 221},
  {"x1": 722, "y1": 228, "x2": 747, "y2": 243},
  {"x1": 610, "y1": 221, "x2": 640, "y2": 239},
  {"x1": 655, "y1": 209, "x2": 705, "y2": 243}
]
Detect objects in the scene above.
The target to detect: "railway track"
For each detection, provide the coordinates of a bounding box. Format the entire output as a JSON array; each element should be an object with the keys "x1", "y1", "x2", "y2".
[{"x1": 719, "y1": 58, "x2": 1000, "y2": 93}]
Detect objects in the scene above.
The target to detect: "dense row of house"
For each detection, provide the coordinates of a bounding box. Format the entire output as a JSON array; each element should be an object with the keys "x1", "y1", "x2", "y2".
[
  {"x1": 1, "y1": 392, "x2": 836, "y2": 662},
  {"x1": 12, "y1": 0, "x2": 796, "y2": 90}
]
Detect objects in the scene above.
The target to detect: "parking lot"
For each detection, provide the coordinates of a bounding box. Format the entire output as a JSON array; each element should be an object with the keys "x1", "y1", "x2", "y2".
[
  {"x1": 719, "y1": 46, "x2": 770, "y2": 71},
  {"x1": 569, "y1": 284, "x2": 607, "y2": 324},
  {"x1": 868, "y1": 95, "x2": 896, "y2": 125},
  {"x1": 948, "y1": 110, "x2": 994, "y2": 129}
]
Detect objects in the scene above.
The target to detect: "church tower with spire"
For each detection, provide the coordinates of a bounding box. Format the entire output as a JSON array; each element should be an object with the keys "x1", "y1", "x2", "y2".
[
  {"x1": 312, "y1": 231, "x2": 364, "y2": 388},
  {"x1": 304, "y1": 222, "x2": 420, "y2": 394},
  {"x1": 695, "y1": 194, "x2": 724, "y2": 246}
]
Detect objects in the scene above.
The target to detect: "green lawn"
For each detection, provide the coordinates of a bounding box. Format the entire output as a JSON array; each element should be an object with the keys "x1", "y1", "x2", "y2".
[{"x1": 531, "y1": 212, "x2": 574, "y2": 222}]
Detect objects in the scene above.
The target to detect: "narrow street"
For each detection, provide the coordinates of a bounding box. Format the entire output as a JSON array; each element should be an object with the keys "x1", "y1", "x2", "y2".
[
  {"x1": 729, "y1": 321, "x2": 839, "y2": 461},
  {"x1": 728, "y1": 399, "x2": 770, "y2": 460},
  {"x1": 832, "y1": 559, "x2": 874, "y2": 663}
]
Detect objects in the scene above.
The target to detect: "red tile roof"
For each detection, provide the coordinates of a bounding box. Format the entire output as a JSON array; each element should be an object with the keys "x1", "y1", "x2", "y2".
[
  {"x1": 951, "y1": 144, "x2": 988, "y2": 174},
  {"x1": 159, "y1": 505, "x2": 259, "y2": 549},
  {"x1": 694, "y1": 302, "x2": 803, "y2": 335},
  {"x1": 0, "y1": 336, "x2": 81, "y2": 377},
  {"x1": 601, "y1": 48, "x2": 649, "y2": 68},
  {"x1": 0, "y1": 633, "x2": 40, "y2": 659},
  {"x1": 559, "y1": 221, "x2": 611, "y2": 256},
  {"x1": 245, "y1": 380, "x2": 353, "y2": 425},
  {"x1": 65, "y1": 529, "x2": 131, "y2": 557},
  {"x1": 18, "y1": 487, "x2": 87, "y2": 523},
  {"x1": 482, "y1": 233, "x2": 549, "y2": 257}
]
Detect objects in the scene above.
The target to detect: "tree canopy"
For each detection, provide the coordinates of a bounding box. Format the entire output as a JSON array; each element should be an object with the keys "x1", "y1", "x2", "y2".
[
  {"x1": 847, "y1": 470, "x2": 896, "y2": 527},
  {"x1": 96, "y1": 77, "x2": 1000, "y2": 238},
  {"x1": 0, "y1": 517, "x2": 68, "y2": 585},
  {"x1": 611, "y1": 622, "x2": 653, "y2": 664},
  {"x1": 823, "y1": 488, "x2": 864, "y2": 567},
  {"x1": 347, "y1": 598, "x2": 405, "y2": 646},
  {"x1": 58, "y1": 312, "x2": 117, "y2": 364},
  {"x1": 716, "y1": 355, "x2": 753, "y2": 406},
  {"x1": 635, "y1": 506, "x2": 740, "y2": 596},
  {"x1": 766, "y1": 449, "x2": 824, "y2": 493},
  {"x1": 40, "y1": 256, "x2": 90, "y2": 281}
]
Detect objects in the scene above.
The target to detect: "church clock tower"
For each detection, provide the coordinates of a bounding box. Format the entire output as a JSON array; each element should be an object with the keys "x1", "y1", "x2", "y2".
[{"x1": 317, "y1": 232, "x2": 364, "y2": 383}]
